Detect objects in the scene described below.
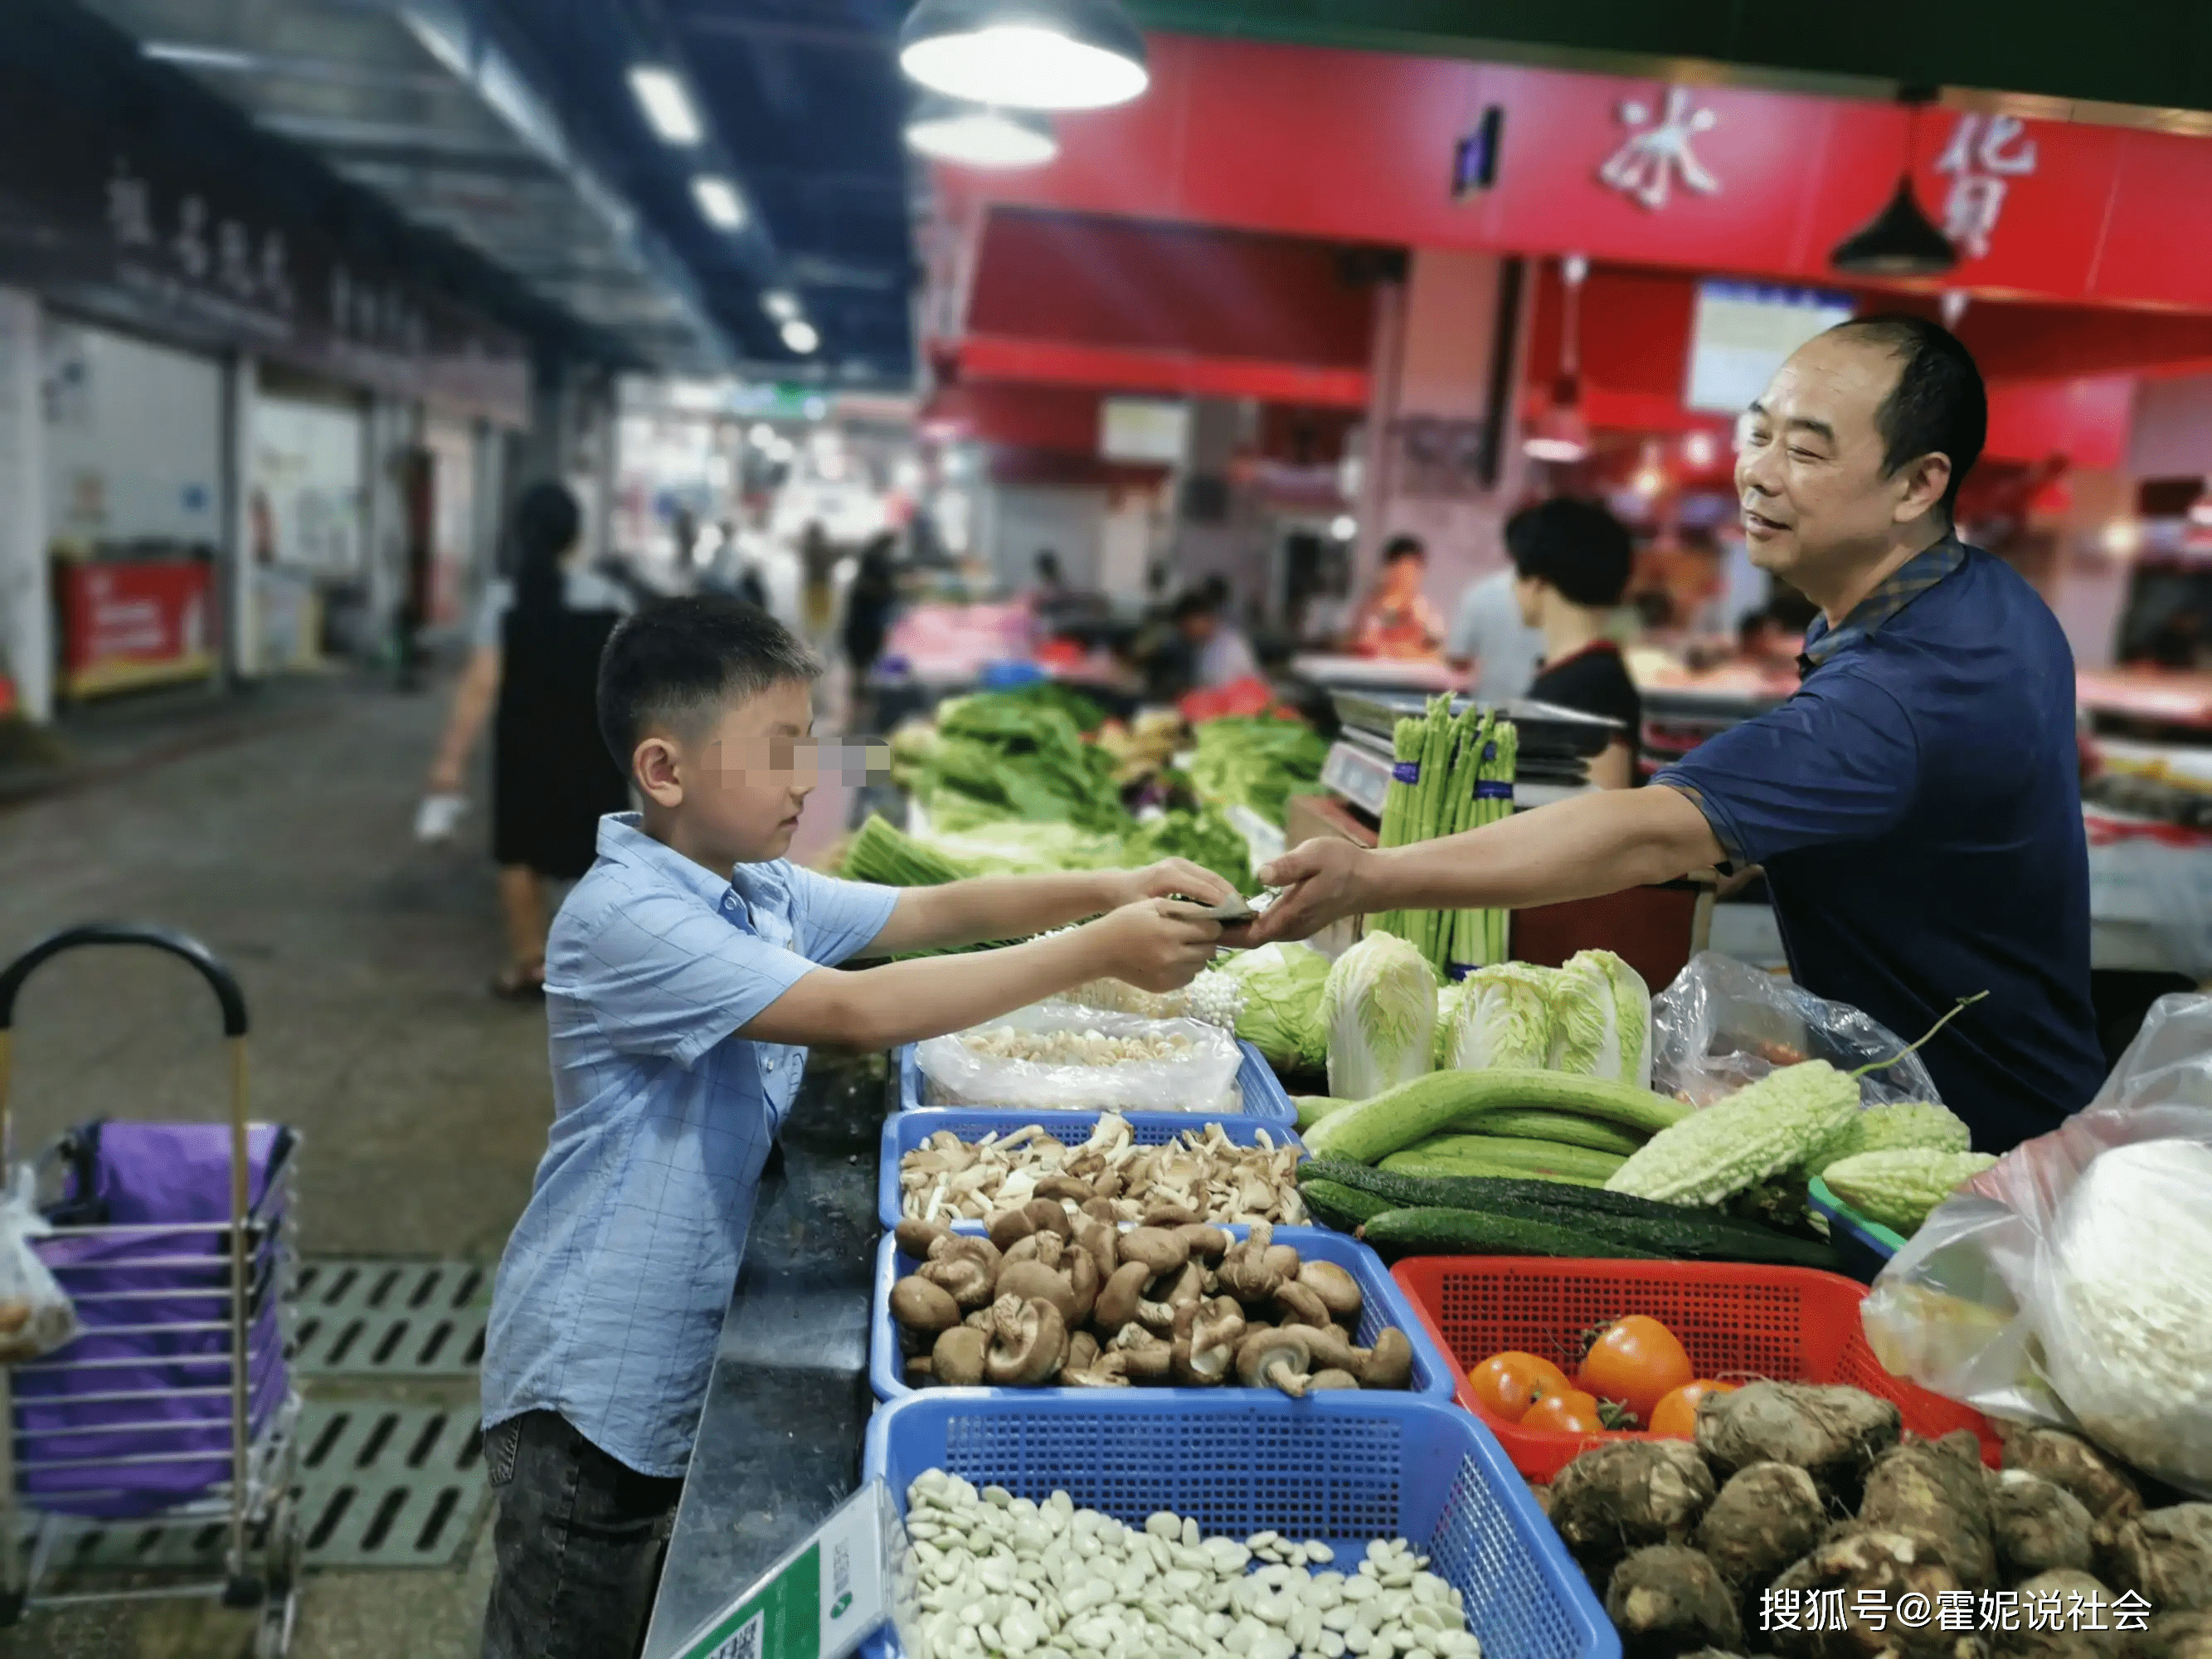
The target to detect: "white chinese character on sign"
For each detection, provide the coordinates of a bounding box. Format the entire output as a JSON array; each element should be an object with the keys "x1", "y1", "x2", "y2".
[
  {"x1": 2112, "y1": 1593, "x2": 2152, "y2": 1633},
  {"x1": 217, "y1": 220, "x2": 254, "y2": 297},
  {"x1": 2068, "y1": 1592, "x2": 2107, "y2": 1632},
  {"x1": 1851, "y1": 1592, "x2": 1890, "y2": 1631},
  {"x1": 1935, "y1": 112, "x2": 2039, "y2": 259},
  {"x1": 173, "y1": 194, "x2": 210, "y2": 279},
  {"x1": 1981, "y1": 1590, "x2": 2022, "y2": 1632},
  {"x1": 1599, "y1": 86, "x2": 1721, "y2": 211},
  {"x1": 1805, "y1": 1591, "x2": 1850, "y2": 1634},
  {"x1": 1760, "y1": 1588, "x2": 1804, "y2": 1632},
  {"x1": 107, "y1": 159, "x2": 155, "y2": 249},
  {"x1": 2026, "y1": 1590, "x2": 2066, "y2": 1632},
  {"x1": 1936, "y1": 1593, "x2": 1978, "y2": 1632}
]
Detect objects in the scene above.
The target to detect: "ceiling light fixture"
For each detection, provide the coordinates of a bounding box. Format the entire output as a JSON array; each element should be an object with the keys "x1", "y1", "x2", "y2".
[
  {"x1": 628, "y1": 66, "x2": 702, "y2": 145},
  {"x1": 761, "y1": 290, "x2": 802, "y2": 323},
  {"x1": 781, "y1": 319, "x2": 821, "y2": 355},
  {"x1": 691, "y1": 175, "x2": 746, "y2": 231},
  {"x1": 1831, "y1": 94, "x2": 1957, "y2": 278},
  {"x1": 904, "y1": 92, "x2": 1058, "y2": 168},
  {"x1": 898, "y1": 0, "x2": 1149, "y2": 112}
]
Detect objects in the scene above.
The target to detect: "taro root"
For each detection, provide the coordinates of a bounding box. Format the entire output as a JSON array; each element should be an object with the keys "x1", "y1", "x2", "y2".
[
  {"x1": 932, "y1": 1325, "x2": 989, "y2": 1387},
  {"x1": 1767, "y1": 1532, "x2": 1976, "y2": 1659},
  {"x1": 1696, "y1": 1382, "x2": 1901, "y2": 1505},
  {"x1": 1859, "y1": 1433, "x2": 1999, "y2": 1589},
  {"x1": 983, "y1": 1294, "x2": 1066, "y2": 1386},
  {"x1": 1605, "y1": 1545, "x2": 1743, "y2": 1659},
  {"x1": 1695, "y1": 1462, "x2": 1826, "y2": 1594},
  {"x1": 2002, "y1": 1570, "x2": 2115, "y2": 1659},
  {"x1": 1548, "y1": 1442, "x2": 1718, "y2": 1572},
  {"x1": 889, "y1": 1275, "x2": 963, "y2": 1339},
  {"x1": 1359, "y1": 1328, "x2": 1414, "y2": 1391},
  {"x1": 1991, "y1": 1471, "x2": 2096, "y2": 1581},
  {"x1": 2002, "y1": 1428, "x2": 2144, "y2": 1527},
  {"x1": 1235, "y1": 1326, "x2": 1314, "y2": 1398},
  {"x1": 2099, "y1": 1505, "x2": 2212, "y2": 1613}
]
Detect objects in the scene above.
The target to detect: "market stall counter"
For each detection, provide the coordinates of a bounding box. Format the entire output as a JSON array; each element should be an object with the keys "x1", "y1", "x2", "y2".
[{"x1": 639, "y1": 1053, "x2": 892, "y2": 1659}]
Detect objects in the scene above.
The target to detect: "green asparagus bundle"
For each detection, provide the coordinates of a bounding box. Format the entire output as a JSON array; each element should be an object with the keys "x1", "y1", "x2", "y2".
[{"x1": 1369, "y1": 713, "x2": 1426, "y2": 940}]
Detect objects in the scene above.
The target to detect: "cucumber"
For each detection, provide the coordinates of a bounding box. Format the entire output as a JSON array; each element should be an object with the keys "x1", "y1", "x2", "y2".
[
  {"x1": 1298, "y1": 1178, "x2": 1395, "y2": 1233},
  {"x1": 1301, "y1": 1068, "x2": 1688, "y2": 1165},
  {"x1": 1383, "y1": 1135, "x2": 1629, "y2": 1185},
  {"x1": 1296, "y1": 1160, "x2": 1845, "y2": 1271},
  {"x1": 1359, "y1": 1206, "x2": 1663, "y2": 1260},
  {"x1": 1294, "y1": 1094, "x2": 1352, "y2": 1131},
  {"x1": 1452, "y1": 1110, "x2": 1646, "y2": 1157}
]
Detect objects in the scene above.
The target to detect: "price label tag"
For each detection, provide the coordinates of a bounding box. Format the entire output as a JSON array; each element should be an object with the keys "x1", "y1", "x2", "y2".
[{"x1": 672, "y1": 1481, "x2": 906, "y2": 1659}]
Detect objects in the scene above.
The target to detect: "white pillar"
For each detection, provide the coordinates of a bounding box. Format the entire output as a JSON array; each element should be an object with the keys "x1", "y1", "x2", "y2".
[
  {"x1": 221, "y1": 351, "x2": 261, "y2": 681},
  {"x1": 0, "y1": 288, "x2": 50, "y2": 722}
]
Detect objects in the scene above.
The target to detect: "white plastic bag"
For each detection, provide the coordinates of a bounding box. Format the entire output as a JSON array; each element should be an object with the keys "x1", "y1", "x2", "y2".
[
  {"x1": 0, "y1": 1166, "x2": 80, "y2": 1364},
  {"x1": 916, "y1": 1004, "x2": 1246, "y2": 1113},
  {"x1": 1651, "y1": 951, "x2": 1941, "y2": 1107},
  {"x1": 1861, "y1": 993, "x2": 2212, "y2": 1496}
]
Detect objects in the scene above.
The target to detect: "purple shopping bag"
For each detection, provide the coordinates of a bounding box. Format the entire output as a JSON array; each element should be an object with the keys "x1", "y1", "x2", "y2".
[{"x1": 14, "y1": 1121, "x2": 292, "y2": 1519}]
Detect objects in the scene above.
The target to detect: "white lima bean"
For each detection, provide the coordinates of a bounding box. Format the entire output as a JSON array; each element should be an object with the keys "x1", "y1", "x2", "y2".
[{"x1": 899, "y1": 1470, "x2": 1481, "y2": 1659}]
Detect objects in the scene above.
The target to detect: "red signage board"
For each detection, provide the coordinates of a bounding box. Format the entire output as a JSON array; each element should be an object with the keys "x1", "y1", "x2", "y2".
[
  {"x1": 56, "y1": 559, "x2": 217, "y2": 699},
  {"x1": 940, "y1": 33, "x2": 2212, "y2": 317}
]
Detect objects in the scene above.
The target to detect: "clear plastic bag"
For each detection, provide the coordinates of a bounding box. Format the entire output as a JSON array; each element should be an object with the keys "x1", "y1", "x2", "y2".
[
  {"x1": 0, "y1": 1165, "x2": 80, "y2": 1364},
  {"x1": 1861, "y1": 993, "x2": 2212, "y2": 1496},
  {"x1": 915, "y1": 1004, "x2": 1246, "y2": 1113},
  {"x1": 1651, "y1": 951, "x2": 1941, "y2": 1107}
]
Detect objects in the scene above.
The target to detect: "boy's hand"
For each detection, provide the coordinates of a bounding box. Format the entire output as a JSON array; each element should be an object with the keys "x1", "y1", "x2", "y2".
[
  {"x1": 1083, "y1": 899, "x2": 1223, "y2": 993},
  {"x1": 1109, "y1": 858, "x2": 1239, "y2": 912}
]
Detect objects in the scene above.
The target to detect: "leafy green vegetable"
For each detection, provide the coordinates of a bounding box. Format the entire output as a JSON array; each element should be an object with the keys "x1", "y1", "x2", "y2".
[
  {"x1": 926, "y1": 821, "x2": 1126, "y2": 873},
  {"x1": 1123, "y1": 802, "x2": 1256, "y2": 895},
  {"x1": 1186, "y1": 716, "x2": 1328, "y2": 825},
  {"x1": 1445, "y1": 963, "x2": 1556, "y2": 1070},
  {"x1": 920, "y1": 693, "x2": 1125, "y2": 834},
  {"x1": 1218, "y1": 942, "x2": 1330, "y2": 1073},
  {"x1": 1566, "y1": 949, "x2": 1652, "y2": 1088},
  {"x1": 1547, "y1": 950, "x2": 1651, "y2": 1085},
  {"x1": 841, "y1": 814, "x2": 971, "y2": 887},
  {"x1": 1320, "y1": 932, "x2": 1438, "y2": 1100}
]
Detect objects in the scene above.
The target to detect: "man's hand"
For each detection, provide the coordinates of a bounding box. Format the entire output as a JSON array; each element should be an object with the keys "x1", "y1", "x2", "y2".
[
  {"x1": 1081, "y1": 899, "x2": 1223, "y2": 993},
  {"x1": 1107, "y1": 858, "x2": 1238, "y2": 912},
  {"x1": 1229, "y1": 839, "x2": 1373, "y2": 946}
]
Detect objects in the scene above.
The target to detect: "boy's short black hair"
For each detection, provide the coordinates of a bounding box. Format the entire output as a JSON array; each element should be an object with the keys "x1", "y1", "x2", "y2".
[
  {"x1": 596, "y1": 594, "x2": 821, "y2": 770},
  {"x1": 1509, "y1": 498, "x2": 1633, "y2": 610},
  {"x1": 1381, "y1": 533, "x2": 1427, "y2": 565}
]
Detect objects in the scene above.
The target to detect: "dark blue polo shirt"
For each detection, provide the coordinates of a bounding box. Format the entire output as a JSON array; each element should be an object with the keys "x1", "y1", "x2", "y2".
[{"x1": 1655, "y1": 538, "x2": 2104, "y2": 1151}]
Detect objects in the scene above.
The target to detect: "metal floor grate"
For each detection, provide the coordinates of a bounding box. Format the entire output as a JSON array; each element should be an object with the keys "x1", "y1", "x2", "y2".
[
  {"x1": 294, "y1": 1258, "x2": 491, "y2": 1378},
  {"x1": 50, "y1": 1400, "x2": 488, "y2": 1574}
]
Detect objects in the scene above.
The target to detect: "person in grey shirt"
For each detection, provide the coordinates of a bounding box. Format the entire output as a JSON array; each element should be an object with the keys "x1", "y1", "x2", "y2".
[{"x1": 1446, "y1": 505, "x2": 1546, "y2": 705}]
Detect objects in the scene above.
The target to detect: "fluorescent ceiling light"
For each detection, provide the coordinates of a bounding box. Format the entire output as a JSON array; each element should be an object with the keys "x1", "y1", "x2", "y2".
[
  {"x1": 781, "y1": 319, "x2": 821, "y2": 355},
  {"x1": 899, "y1": 1, "x2": 1149, "y2": 112},
  {"x1": 761, "y1": 290, "x2": 803, "y2": 323},
  {"x1": 628, "y1": 66, "x2": 702, "y2": 145},
  {"x1": 692, "y1": 175, "x2": 746, "y2": 231},
  {"x1": 905, "y1": 95, "x2": 1058, "y2": 168}
]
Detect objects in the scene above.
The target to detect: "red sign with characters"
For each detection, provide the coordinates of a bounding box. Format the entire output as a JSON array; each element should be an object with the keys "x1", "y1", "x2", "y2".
[{"x1": 56, "y1": 559, "x2": 217, "y2": 699}]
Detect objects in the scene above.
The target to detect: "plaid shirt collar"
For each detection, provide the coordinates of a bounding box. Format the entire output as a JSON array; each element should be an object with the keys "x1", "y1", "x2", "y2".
[{"x1": 1799, "y1": 534, "x2": 1967, "y2": 678}]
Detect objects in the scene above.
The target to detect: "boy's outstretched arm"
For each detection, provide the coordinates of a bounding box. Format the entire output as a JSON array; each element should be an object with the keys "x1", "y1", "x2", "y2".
[
  {"x1": 738, "y1": 900, "x2": 1223, "y2": 1052},
  {"x1": 861, "y1": 857, "x2": 1237, "y2": 956}
]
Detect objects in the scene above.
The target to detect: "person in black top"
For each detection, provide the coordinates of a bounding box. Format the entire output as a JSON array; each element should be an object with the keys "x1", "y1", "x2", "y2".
[{"x1": 1510, "y1": 497, "x2": 1641, "y2": 789}]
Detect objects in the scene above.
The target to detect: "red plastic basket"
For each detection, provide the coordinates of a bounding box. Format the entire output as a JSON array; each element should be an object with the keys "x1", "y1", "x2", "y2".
[{"x1": 1390, "y1": 1256, "x2": 2000, "y2": 1481}]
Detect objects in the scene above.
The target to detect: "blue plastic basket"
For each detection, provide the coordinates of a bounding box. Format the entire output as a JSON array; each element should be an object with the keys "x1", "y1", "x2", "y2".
[
  {"x1": 871, "y1": 1228, "x2": 1455, "y2": 1402},
  {"x1": 862, "y1": 1391, "x2": 1616, "y2": 1659},
  {"x1": 878, "y1": 1107, "x2": 1301, "y2": 1229},
  {"x1": 1806, "y1": 1175, "x2": 1905, "y2": 1285},
  {"x1": 895, "y1": 1039, "x2": 1296, "y2": 1126}
]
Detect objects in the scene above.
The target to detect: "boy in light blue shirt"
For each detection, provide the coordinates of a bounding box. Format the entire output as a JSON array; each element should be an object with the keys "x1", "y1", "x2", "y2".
[{"x1": 479, "y1": 596, "x2": 1231, "y2": 1659}]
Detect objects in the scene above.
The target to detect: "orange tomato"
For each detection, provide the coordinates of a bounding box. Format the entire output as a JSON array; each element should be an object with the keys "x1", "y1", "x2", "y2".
[
  {"x1": 1577, "y1": 1316, "x2": 1694, "y2": 1421},
  {"x1": 1466, "y1": 1352, "x2": 1573, "y2": 1423},
  {"x1": 1519, "y1": 1389, "x2": 1608, "y2": 1436},
  {"x1": 1647, "y1": 1379, "x2": 1738, "y2": 1439}
]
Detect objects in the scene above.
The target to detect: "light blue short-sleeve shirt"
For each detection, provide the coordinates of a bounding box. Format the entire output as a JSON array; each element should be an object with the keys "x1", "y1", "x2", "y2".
[{"x1": 480, "y1": 813, "x2": 899, "y2": 1476}]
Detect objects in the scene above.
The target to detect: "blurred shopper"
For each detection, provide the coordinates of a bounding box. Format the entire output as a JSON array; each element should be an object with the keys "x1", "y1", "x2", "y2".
[
  {"x1": 800, "y1": 520, "x2": 837, "y2": 640},
  {"x1": 424, "y1": 483, "x2": 632, "y2": 999},
  {"x1": 1347, "y1": 535, "x2": 1445, "y2": 658},
  {"x1": 1446, "y1": 506, "x2": 1546, "y2": 705},
  {"x1": 1032, "y1": 548, "x2": 1066, "y2": 603},
  {"x1": 1510, "y1": 498, "x2": 1641, "y2": 789},
  {"x1": 1174, "y1": 590, "x2": 1260, "y2": 688},
  {"x1": 842, "y1": 532, "x2": 901, "y2": 724},
  {"x1": 1738, "y1": 606, "x2": 1803, "y2": 677}
]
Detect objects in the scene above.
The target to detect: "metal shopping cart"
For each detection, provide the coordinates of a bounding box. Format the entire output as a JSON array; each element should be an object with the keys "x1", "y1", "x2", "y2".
[{"x1": 0, "y1": 923, "x2": 301, "y2": 1657}]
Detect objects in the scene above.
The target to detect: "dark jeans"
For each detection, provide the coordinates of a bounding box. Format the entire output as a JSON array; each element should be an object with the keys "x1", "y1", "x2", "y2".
[{"x1": 480, "y1": 1411, "x2": 685, "y2": 1659}]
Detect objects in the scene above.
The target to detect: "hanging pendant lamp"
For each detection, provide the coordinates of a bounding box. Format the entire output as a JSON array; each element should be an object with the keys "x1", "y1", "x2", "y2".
[
  {"x1": 1831, "y1": 95, "x2": 1957, "y2": 277},
  {"x1": 905, "y1": 92, "x2": 1059, "y2": 168},
  {"x1": 899, "y1": 0, "x2": 1150, "y2": 112}
]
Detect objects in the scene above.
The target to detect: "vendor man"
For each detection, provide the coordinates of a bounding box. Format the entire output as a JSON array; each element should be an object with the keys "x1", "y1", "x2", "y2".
[{"x1": 1239, "y1": 317, "x2": 2105, "y2": 1152}]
